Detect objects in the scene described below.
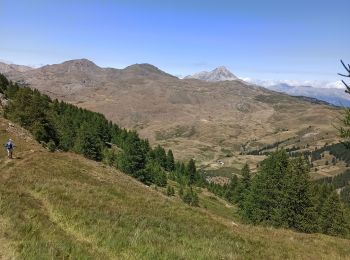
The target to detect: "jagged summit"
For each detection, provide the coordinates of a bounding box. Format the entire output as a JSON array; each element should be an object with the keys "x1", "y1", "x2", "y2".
[{"x1": 185, "y1": 66, "x2": 238, "y2": 82}]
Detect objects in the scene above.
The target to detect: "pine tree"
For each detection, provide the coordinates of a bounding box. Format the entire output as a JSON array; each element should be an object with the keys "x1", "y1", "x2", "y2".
[
  {"x1": 340, "y1": 185, "x2": 350, "y2": 207},
  {"x1": 74, "y1": 123, "x2": 103, "y2": 161},
  {"x1": 281, "y1": 157, "x2": 318, "y2": 233},
  {"x1": 241, "y1": 164, "x2": 251, "y2": 190},
  {"x1": 179, "y1": 162, "x2": 186, "y2": 176},
  {"x1": 117, "y1": 131, "x2": 146, "y2": 175},
  {"x1": 166, "y1": 149, "x2": 175, "y2": 171},
  {"x1": 173, "y1": 162, "x2": 188, "y2": 185},
  {"x1": 235, "y1": 164, "x2": 252, "y2": 205},
  {"x1": 320, "y1": 191, "x2": 347, "y2": 236},
  {"x1": 311, "y1": 183, "x2": 334, "y2": 219},
  {"x1": 242, "y1": 150, "x2": 288, "y2": 226},
  {"x1": 152, "y1": 145, "x2": 167, "y2": 168},
  {"x1": 187, "y1": 159, "x2": 198, "y2": 185},
  {"x1": 135, "y1": 160, "x2": 167, "y2": 187}
]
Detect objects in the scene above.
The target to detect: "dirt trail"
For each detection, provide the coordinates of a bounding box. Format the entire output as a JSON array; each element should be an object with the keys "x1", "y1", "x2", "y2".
[{"x1": 28, "y1": 191, "x2": 114, "y2": 259}]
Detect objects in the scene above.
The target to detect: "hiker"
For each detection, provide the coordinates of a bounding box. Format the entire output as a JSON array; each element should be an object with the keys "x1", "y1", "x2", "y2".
[{"x1": 4, "y1": 139, "x2": 15, "y2": 159}]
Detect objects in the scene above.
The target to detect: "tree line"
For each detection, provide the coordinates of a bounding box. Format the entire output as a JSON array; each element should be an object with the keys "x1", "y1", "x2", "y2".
[
  {"x1": 0, "y1": 74, "x2": 202, "y2": 198},
  {"x1": 208, "y1": 150, "x2": 349, "y2": 237}
]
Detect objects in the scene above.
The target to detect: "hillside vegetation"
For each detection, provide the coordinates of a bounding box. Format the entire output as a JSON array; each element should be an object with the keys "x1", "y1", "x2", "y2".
[
  {"x1": 0, "y1": 59, "x2": 340, "y2": 165},
  {"x1": 1, "y1": 73, "x2": 350, "y2": 258},
  {"x1": 1, "y1": 118, "x2": 350, "y2": 259},
  {"x1": 1, "y1": 74, "x2": 349, "y2": 236}
]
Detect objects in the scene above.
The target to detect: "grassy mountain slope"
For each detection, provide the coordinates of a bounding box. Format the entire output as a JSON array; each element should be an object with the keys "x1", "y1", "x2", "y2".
[{"x1": 1, "y1": 117, "x2": 350, "y2": 259}]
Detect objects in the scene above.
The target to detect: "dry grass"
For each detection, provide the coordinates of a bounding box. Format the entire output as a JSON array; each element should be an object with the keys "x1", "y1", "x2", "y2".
[{"x1": 1, "y1": 117, "x2": 350, "y2": 259}]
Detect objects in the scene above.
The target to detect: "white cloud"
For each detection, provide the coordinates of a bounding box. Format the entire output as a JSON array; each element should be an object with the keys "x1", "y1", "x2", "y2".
[
  {"x1": 241, "y1": 78, "x2": 346, "y2": 90},
  {"x1": 0, "y1": 59, "x2": 13, "y2": 64}
]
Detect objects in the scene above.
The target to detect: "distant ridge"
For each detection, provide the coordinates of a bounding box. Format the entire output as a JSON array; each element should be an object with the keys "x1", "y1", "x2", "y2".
[
  {"x1": 0, "y1": 62, "x2": 33, "y2": 74},
  {"x1": 0, "y1": 58, "x2": 340, "y2": 163},
  {"x1": 0, "y1": 58, "x2": 177, "y2": 95},
  {"x1": 265, "y1": 83, "x2": 350, "y2": 107},
  {"x1": 184, "y1": 66, "x2": 238, "y2": 82},
  {"x1": 294, "y1": 95, "x2": 338, "y2": 107}
]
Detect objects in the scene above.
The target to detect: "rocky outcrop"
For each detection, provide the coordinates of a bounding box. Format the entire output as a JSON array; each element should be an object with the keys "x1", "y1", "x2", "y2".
[{"x1": 0, "y1": 93, "x2": 8, "y2": 108}]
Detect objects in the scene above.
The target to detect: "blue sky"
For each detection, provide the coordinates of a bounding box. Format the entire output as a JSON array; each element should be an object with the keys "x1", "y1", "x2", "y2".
[{"x1": 0, "y1": 0, "x2": 349, "y2": 82}]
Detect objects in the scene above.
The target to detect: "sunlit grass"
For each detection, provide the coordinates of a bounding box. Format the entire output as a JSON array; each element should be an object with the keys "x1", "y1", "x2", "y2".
[{"x1": 1, "y1": 117, "x2": 350, "y2": 259}]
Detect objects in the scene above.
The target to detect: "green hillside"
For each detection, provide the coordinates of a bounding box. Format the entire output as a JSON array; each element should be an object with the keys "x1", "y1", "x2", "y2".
[{"x1": 1, "y1": 117, "x2": 350, "y2": 259}]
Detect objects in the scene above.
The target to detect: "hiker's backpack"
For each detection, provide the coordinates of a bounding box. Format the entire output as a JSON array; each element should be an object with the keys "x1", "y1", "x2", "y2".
[{"x1": 6, "y1": 142, "x2": 13, "y2": 149}]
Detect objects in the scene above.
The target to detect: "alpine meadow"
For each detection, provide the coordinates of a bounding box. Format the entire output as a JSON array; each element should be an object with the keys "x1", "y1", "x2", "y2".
[{"x1": 1, "y1": 1, "x2": 350, "y2": 259}]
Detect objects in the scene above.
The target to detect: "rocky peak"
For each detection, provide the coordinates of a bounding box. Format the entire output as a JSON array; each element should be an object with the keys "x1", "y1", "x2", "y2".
[
  {"x1": 58, "y1": 59, "x2": 101, "y2": 73},
  {"x1": 185, "y1": 66, "x2": 238, "y2": 82}
]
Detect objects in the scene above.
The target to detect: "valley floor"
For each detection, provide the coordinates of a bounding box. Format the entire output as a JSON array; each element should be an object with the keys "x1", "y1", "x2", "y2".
[{"x1": 0, "y1": 118, "x2": 350, "y2": 259}]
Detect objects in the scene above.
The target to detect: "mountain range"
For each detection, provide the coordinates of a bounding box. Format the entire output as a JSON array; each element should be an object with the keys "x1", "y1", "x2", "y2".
[
  {"x1": 186, "y1": 66, "x2": 349, "y2": 107},
  {"x1": 0, "y1": 59, "x2": 340, "y2": 164},
  {"x1": 264, "y1": 83, "x2": 350, "y2": 107}
]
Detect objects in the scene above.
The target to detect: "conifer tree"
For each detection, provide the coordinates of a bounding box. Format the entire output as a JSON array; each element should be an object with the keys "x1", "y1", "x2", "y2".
[
  {"x1": 187, "y1": 159, "x2": 198, "y2": 185},
  {"x1": 180, "y1": 162, "x2": 186, "y2": 175},
  {"x1": 340, "y1": 185, "x2": 350, "y2": 207},
  {"x1": 311, "y1": 183, "x2": 334, "y2": 218},
  {"x1": 241, "y1": 164, "x2": 251, "y2": 190},
  {"x1": 135, "y1": 160, "x2": 167, "y2": 187},
  {"x1": 152, "y1": 145, "x2": 167, "y2": 168},
  {"x1": 234, "y1": 164, "x2": 251, "y2": 206},
  {"x1": 166, "y1": 149, "x2": 175, "y2": 171},
  {"x1": 74, "y1": 123, "x2": 103, "y2": 161},
  {"x1": 117, "y1": 131, "x2": 146, "y2": 175},
  {"x1": 281, "y1": 157, "x2": 317, "y2": 233},
  {"x1": 320, "y1": 191, "x2": 347, "y2": 236},
  {"x1": 242, "y1": 150, "x2": 288, "y2": 226}
]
